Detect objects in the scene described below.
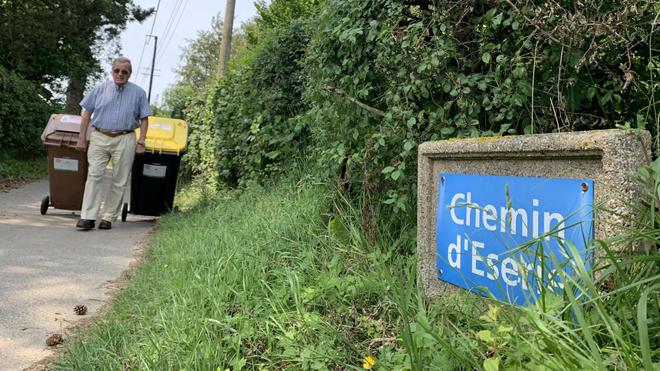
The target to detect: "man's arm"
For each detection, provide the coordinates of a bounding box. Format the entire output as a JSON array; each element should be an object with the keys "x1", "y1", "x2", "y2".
[
  {"x1": 136, "y1": 117, "x2": 148, "y2": 154},
  {"x1": 76, "y1": 110, "x2": 92, "y2": 152}
]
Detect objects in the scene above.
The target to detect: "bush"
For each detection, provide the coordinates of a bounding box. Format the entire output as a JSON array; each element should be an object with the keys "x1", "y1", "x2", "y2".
[
  {"x1": 0, "y1": 66, "x2": 52, "y2": 157},
  {"x1": 184, "y1": 19, "x2": 313, "y2": 187},
  {"x1": 303, "y1": 0, "x2": 659, "y2": 214}
]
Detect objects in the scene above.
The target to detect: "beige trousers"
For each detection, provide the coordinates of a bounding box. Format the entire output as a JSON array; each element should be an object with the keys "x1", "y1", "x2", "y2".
[{"x1": 80, "y1": 130, "x2": 135, "y2": 222}]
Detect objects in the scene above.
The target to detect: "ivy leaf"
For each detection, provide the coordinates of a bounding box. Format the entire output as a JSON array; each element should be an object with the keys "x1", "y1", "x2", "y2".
[
  {"x1": 484, "y1": 357, "x2": 501, "y2": 371},
  {"x1": 328, "y1": 217, "x2": 350, "y2": 244},
  {"x1": 403, "y1": 141, "x2": 414, "y2": 152},
  {"x1": 482, "y1": 52, "x2": 491, "y2": 64},
  {"x1": 407, "y1": 117, "x2": 417, "y2": 127},
  {"x1": 266, "y1": 151, "x2": 280, "y2": 159},
  {"x1": 382, "y1": 166, "x2": 395, "y2": 174},
  {"x1": 476, "y1": 330, "x2": 495, "y2": 343},
  {"x1": 587, "y1": 87, "x2": 596, "y2": 99},
  {"x1": 233, "y1": 357, "x2": 247, "y2": 371},
  {"x1": 440, "y1": 126, "x2": 455, "y2": 136},
  {"x1": 492, "y1": 13, "x2": 503, "y2": 26},
  {"x1": 480, "y1": 304, "x2": 501, "y2": 322}
]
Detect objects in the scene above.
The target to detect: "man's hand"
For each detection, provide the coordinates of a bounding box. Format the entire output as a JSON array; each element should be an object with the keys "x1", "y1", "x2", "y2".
[
  {"x1": 136, "y1": 142, "x2": 145, "y2": 154},
  {"x1": 75, "y1": 139, "x2": 88, "y2": 152}
]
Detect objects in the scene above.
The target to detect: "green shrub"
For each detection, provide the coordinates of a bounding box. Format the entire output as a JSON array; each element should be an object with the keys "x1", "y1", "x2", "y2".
[
  {"x1": 0, "y1": 66, "x2": 51, "y2": 157},
  {"x1": 184, "y1": 19, "x2": 313, "y2": 187},
  {"x1": 303, "y1": 0, "x2": 659, "y2": 214}
]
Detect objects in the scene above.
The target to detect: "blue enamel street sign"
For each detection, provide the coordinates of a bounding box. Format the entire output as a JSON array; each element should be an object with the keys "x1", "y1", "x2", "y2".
[{"x1": 436, "y1": 173, "x2": 594, "y2": 306}]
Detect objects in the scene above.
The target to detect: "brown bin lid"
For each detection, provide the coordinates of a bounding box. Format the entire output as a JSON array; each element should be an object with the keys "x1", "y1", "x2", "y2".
[{"x1": 41, "y1": 114, "x2": 91, "y2": 147}]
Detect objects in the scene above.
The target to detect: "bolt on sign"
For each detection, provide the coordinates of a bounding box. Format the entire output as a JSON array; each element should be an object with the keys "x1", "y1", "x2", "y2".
[{"x1": 436, "y1": 174, "x2": 594, "y2": 305}]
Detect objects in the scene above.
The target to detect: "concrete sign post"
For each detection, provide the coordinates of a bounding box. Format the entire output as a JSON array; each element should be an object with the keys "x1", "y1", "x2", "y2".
[{"x1": 417, "y1": 129, "x2": 651, "y2": 301}]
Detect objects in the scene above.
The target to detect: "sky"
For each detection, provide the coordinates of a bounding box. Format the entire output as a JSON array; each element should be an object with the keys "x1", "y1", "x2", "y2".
[{"x1": 118, "y1": 0, "x2": 261, "y2": 105}]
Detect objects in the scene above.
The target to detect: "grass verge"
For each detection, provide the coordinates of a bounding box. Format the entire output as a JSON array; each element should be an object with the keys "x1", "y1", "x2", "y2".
[
  {"x1": 53, "y1": 175, "x2": 476, "y2": 369},
  {"x1": 0, "y1": 154, "x2": 47, "y2": 191},
  {"x1": 53, "y1": 167, "x2": 659, "y2": 370}
]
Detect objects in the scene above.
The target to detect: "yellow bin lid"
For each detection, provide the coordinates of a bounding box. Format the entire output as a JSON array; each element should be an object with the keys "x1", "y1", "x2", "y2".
[{"x1": 136, "y1": 117, "x2": 188, "y2": 155}]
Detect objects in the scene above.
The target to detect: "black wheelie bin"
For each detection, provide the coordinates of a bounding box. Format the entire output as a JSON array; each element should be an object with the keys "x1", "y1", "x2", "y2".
[{"x1": 122, "y1": 117, "x2": 188, "y2": 221}]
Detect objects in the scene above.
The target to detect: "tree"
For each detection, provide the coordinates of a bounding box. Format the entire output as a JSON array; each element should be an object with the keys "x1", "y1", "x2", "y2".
[
  {"x1": 157, "y1": 84, "x2": 195, "y2": 119},
  {"x1": 61, "y1": 0, "x2": 154, "y2": 113},
  {"x1": 0, "y1": 0, "x2": 153, "y2": 110},
  {"x1": 176, "y1": 16, "x2": 224, "y2": 90}
]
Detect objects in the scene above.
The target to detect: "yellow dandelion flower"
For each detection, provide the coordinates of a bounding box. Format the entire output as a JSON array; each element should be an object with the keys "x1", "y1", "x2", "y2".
[{"x1": 362, "y1": 355, "x2": 376, "y2": 369}]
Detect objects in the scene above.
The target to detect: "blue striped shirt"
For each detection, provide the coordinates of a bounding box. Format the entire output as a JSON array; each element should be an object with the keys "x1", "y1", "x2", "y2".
[{"x1": 80, "y1": 80, "x2": 152, "y2": 131}]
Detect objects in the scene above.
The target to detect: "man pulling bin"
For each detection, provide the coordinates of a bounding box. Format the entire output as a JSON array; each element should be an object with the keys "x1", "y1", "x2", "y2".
[{"x1": 75, "y1": 56, "x2": 152, "y2": 230}]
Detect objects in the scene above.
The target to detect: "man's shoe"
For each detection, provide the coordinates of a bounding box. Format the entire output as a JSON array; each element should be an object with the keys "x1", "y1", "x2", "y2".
[
  {"x1": 76, "y1": 219, "x2": 95, "y2": 230},
  {"x1": 98, "y1": 220, "x2": 112, "y2": 230}
]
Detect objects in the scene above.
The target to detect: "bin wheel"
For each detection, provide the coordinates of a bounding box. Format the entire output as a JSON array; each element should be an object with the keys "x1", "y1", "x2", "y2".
[
  {"x1": 40, "y1": 196, "x2": 50, "y2": 215},
  {"x1": 121, "y1": 203, "x2": 128, "y2": 222}
]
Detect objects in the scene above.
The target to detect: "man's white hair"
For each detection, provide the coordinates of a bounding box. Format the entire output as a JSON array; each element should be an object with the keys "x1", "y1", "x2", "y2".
[{"x1": 112, "y1": 57, "x2": 132, "y2": 72}]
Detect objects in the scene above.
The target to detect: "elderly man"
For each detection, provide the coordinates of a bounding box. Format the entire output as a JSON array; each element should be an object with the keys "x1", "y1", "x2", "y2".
[{"x1": 75, "y1": 56, "x2": 152, "y2": 230}]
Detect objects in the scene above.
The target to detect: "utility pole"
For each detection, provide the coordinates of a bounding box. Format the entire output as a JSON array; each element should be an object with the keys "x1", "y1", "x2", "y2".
[
  {"x1": 147, "y1": 34, "x2": 158, "y2": 103},
  {"x1": 217, "y1": 0, "x2": 235, "y2": 76}
]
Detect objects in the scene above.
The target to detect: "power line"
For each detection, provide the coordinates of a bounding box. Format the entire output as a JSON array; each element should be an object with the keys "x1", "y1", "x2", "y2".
[
  {"x1": 136, "y1": 0, "x2": 162, "y2": 85},
  {"x1": 135, "y1": 36, "x2": 150, "y2": 86},
  {"x1": 147, "y1": 0, "x2": 162, "y2": 35},
  {"x1": 157, "y1": 0, "x2": 189, "y2": 62},
  {"x1": 139, "y1": 0, "x2": 182, "y2": 86},
  {"x1": 155, "y1": 0, "x2": 184, "y2": 62}
]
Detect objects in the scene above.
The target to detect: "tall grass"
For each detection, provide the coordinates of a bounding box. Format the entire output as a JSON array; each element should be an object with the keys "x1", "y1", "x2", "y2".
[
  {"x1": 53, "y1": 175, "x2": 476, "y2": 370},
  {"x1": 53, "y1": 162, "x2": 659, "y2": 370}
]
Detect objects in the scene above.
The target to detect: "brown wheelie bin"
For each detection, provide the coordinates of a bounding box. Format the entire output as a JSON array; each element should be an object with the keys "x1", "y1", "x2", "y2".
[{"x1": 39, "y1": 114, "x2": 89, "y2": 215}]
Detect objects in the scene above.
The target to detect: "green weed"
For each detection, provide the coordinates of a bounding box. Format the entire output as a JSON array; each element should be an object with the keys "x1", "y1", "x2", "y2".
[{"x1": 0, "y1": 155, "x2": 46, "y2": 184}]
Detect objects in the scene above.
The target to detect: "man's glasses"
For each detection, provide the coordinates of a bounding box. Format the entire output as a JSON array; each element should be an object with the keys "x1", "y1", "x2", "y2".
[{"x1": 113, "y1": 69, "x2": 130, "y2": 75}]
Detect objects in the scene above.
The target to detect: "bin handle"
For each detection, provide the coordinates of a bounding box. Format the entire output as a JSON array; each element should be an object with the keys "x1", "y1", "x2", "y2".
[
  {"x1": 44, "y1": 132, "x2": 77, "y2": 147},
  {"x1": 44, "y1": 132, "x2": 61, "y2": 144}
]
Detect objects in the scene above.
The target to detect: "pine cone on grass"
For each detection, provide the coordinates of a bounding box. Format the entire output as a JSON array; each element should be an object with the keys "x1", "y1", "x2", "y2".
[
  {"x1": 46, "y1": 333, "x2": 63, "y2": 346},
  {"x1": 74, "y1": 304, "x2": 87, "y2": 315}
]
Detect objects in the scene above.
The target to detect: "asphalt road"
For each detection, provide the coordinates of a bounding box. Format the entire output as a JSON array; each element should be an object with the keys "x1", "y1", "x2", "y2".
[{"x1": 0, "y1": 177, "x2": 154, "y2": 370}]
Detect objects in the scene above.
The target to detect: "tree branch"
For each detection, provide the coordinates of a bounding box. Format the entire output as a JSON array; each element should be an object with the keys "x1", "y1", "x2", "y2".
[
  {"x1": 324, "y1": 85, "x2": 386, "y2": 117},
  {"x1": 505, "y1": 0, "x2": 563, "y2": 44}
]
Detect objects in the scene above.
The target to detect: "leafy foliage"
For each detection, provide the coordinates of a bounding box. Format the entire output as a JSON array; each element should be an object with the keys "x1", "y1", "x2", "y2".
[
  {"x1": 156, "y1": 84, "x2": 196, "y2": 120},
  {"x1": 183, "y1": 0, "x2": 657, "y2": 216},
  {"x1": 175, "y1": 15, "x2": 246, "y2": 91},
  {"x1": 183, "y1": 17, "x2": 314, "y2": 186},
  {"x1": 0, "y1": 0, "x2": 153, "y2": 154},
  {"x1": 0, "y1": 67, "x2": 53, "y2": 157},
  {"x1": 248, "y1": 0, "x2": 323, "y2": 44},
  {"x1": 303, "y1": 0, "x2": 659, "y2": 213},
  {"x1": 0, "y1": 0, "x2": 152, "y2": 85},
  {"x1": 0, "y1": 0, "x2": 153, "y2": 112}
]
